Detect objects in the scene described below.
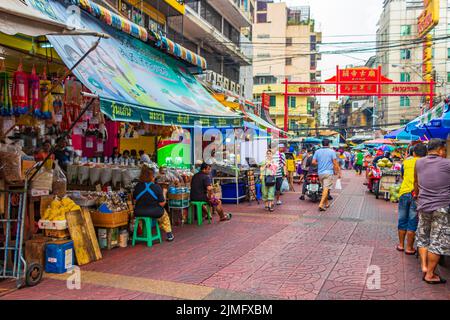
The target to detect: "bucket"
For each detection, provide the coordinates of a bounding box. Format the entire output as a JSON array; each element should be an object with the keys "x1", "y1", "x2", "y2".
[
  {"x1": 98, "y1": 228, "x2": 107, "y2": 249},
  {"x1": 119, "y1": 230, "x2": 128, "y2": 248}
]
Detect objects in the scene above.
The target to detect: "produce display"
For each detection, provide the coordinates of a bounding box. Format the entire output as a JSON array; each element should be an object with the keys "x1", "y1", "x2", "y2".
[
  {"x1": 42, "y1": 196, "x2": 81, "y2": 221},
  {"x1": 68, "y1": 190, "x2": 129, "y2": 212},
  {"x1": 377, "y1": 158, "x2": 393, "y2": 168},
  {"x1": 156, "y1": 168, "x2": 193, "y2": 187},
  {"x1": 389, "y1": 184, "x2": 401, "y2": 203}
]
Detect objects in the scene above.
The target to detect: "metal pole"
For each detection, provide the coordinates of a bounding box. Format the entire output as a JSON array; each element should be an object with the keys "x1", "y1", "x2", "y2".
[{"x1": 284, "y1": 78, "x2": 289, "y2": 132}]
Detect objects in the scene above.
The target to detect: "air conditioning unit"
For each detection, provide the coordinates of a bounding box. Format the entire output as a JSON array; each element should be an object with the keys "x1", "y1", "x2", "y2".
[
  {"x1": 216, "y1": 74, "x2": 223, "y2": 87},
  {"x1": 223, "y1": 78, "x2": 230, "y2": 91},
  {"x1": 230, "y1": 81, "x2": 236, "y2": 93}
]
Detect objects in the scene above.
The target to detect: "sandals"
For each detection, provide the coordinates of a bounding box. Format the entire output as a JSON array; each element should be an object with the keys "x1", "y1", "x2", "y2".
[
  {"x1": 220, "y1": 213, "x2": 232, "y2": 222},
  {"x1": 396, "y1": 245, "x2": 404, "y2": 252},
  {"x1": 422, "y1": 275, "x2": 447, "y2": 285},
  {"x1": 319, "y1": 207, "x2": 326, "y2": 212},
  {"x1": 405, "y1": 249, "x2": 417, "y2": 256}
]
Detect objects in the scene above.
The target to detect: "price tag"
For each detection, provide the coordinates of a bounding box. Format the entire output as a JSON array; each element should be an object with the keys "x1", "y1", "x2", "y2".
[
  {"x1": 97, "y1": 142, "x2": 104, "y2": 152},
  {"x1": 90, "y1": 117, "x2": 99, "y2": 124},
  {"x1": 86, "y1": 139, "x2": 94, "y2": 149},
  {"x1": 73, "y1": 127, "x2": 82, "y2": 135}
]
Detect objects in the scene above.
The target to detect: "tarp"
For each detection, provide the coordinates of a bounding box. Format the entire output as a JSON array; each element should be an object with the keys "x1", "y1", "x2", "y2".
[
  {"x1": 385, "y1": 127, "x2": 420, "y2": 141},
  {"x1": 27, "y1": 0, "x2": 242, "y2": 128},
  {"x1": 405, "y1": 105, "x2": 450, "y2": 140},
  {"x1": 0, "y1": 0, "x2": 92, "y2": 37}
]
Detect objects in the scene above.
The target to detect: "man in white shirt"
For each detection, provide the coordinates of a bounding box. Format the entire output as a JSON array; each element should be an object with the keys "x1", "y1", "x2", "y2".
[{"x1": 139, "y1": 150, "x2": 151, "y2": 163}]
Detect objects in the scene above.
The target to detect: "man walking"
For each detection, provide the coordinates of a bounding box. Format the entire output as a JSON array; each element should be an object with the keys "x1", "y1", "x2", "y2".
[
  {"x1": 354, "y1": 149, "x2": 364, "y2": 175},
  {"x1": 273, "y1": 144, "x2": 287, "y2": 206},
  {"x1": 396, "y1": 143, "x2": 427, "y2": 255},
  {"x1": 414, "y1": 139, "x2": 450, "y2": 285},
  {"x1": 312, "y1": 139, "x2": 341, "y2": 211}
]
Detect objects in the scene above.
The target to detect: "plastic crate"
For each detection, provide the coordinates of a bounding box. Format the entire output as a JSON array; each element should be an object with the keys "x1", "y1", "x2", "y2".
[{"x1": 45, "y1": 240, "x2": 74, "y2": 274}]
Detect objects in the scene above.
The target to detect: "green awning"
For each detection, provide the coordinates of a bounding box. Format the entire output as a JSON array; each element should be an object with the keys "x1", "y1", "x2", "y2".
[{"x1": 28, "y1": 0, "x2": 242, "y2": 128}]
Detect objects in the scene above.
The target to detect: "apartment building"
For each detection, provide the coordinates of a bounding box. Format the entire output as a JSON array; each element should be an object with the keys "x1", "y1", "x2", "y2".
[
  {"x1": 99, "y1": 0, "x2": 254, "y2": 100},
  {"x1": 376, "y1": 0, "x2": 450, "y2": 128},
  {"x1": 252, "y1": 0, "x2": 322, "y2": 134}
]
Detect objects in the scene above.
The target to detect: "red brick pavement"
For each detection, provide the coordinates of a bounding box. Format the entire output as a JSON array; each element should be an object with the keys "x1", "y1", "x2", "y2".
[{"x1": 1, "y1": 171, "x2": 449, "y2": 300}]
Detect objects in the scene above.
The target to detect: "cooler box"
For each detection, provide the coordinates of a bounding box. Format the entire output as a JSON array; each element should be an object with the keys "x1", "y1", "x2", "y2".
[
  {"x1": 45, "y1": 240, "x2": 74, "y2": 274},
  {"x1": 221, "y1": 183, "x2": 246, "y2": 204}
]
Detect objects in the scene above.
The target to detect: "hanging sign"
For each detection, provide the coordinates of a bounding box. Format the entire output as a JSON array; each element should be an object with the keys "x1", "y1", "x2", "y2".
[{"x1": 418, "y1": 0, "x2": 440, "y2": 38}]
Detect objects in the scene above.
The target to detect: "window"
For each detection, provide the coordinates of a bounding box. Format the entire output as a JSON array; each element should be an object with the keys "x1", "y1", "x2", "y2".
[
  {"x1": 286, "y1": 37, "x2": 292, "y2": 46},
  {"x1": 400, "y1": 49, "x2": 411, "y2": 60},
  {"x1": 400, "y1": 72, "x2": 411, "y2": 82},
  {"x1": 310, "y1": 55, "x2": 316, "y2": 69},
  {"x1": 400, "y1": 96, "x2": 410, "y2": 107},
  {"x1": 448, "y1": 48, "x2": 450, "y2": 59},
  {"x1": 257, "y1": 13, "x2": 267, "y2": 23},
  {"x1": 310, "y1": 73, "x2": 316, "y2": 82},
  {"x1": 400, "y1": 119, "x2": 409, "y2": 125},
  {"x1": 257, "y1": 53, "x2": 270, "y2": 58},
  {"x1": 201, "y1": 0, "x2": 222, "y2": 31},
  {"x1": 432, "y1": 48, "x2": 435, "y2": 58},
  {"x1": 289, "y1": 97, "x2": 296, "y2": 108},
  {"x1": 310, "y1": 35, "x2": 317, "y2": 51},
  {"x1": 269, "y1": 95, "x2": 276, "y2": 107},
  {"x1": 289, "y1": 120, "x2": 298, "y2": 130},
  {"x1": 447, "y1": 72, "x2": 450, "y2": 82},
  {"x1": 400, "y1": 25, "x2": 411, "y2": 36},
  {"x1": 257, "y1": 0, "x2": 268, "y2": 11},
  {"x1": 286, "y1": 57, "x2": 292, "y2": 66}
]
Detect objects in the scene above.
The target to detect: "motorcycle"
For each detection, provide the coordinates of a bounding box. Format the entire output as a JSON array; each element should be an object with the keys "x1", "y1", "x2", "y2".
[
  {"x1": 305, "y1": 173, "x2": 322, "y2": 203},
  {"x1": 367, "y1": 165, "x2": 382, "y2": 199}
]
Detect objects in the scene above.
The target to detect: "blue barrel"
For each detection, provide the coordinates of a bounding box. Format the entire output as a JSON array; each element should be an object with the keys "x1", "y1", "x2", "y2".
[{"x1": 45, "y1": 240, "x2": 74, "y2": 274}]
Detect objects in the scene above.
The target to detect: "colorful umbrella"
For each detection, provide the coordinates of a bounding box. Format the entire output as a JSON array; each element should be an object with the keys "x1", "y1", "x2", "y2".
[
  {"x1": 364, "y1": 138, "x2": 394, "y2": 145},
  {"x1": 378, "y1": 145, "x2": 394, "y2": 152}
]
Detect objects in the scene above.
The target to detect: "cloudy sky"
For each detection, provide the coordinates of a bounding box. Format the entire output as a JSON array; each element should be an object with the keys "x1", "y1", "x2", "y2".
[{"x1": 283, "y1": 0, "x2": 385, "y2": 121}]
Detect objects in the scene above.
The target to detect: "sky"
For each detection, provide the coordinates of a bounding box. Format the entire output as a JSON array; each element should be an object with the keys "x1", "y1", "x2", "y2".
[{"x1": 283, "y1": 0, "x2": 385, "y2": 123}]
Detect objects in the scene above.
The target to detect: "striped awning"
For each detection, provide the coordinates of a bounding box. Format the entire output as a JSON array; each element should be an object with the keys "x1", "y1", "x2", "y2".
[
  {"x1": 65, "y1": 0, "x2": 206, "y2": 69},
  {"x1": 158, "y1": 35, "x2": 207, "y2": 70}
]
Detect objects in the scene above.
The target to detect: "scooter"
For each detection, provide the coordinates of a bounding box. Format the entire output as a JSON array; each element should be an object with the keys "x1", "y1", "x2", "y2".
[
  {"x1": 367, "y1": 165, "x2": 382, "y2": 199},
  {"x1": 305, "y1": 173, "x2": 323, "y2": 203}
]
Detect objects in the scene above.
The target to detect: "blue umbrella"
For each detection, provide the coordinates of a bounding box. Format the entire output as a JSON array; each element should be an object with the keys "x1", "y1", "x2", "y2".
[
  {"x1": 406, "y1": 108, "x2": 450, "y2": 140},
  {"x1": 385, "y1": 127, "x2": 421, "y2": 141}
]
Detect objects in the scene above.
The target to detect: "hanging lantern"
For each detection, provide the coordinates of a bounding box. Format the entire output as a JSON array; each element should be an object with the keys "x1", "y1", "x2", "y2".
[
  {"x1": 12, "y1": 61, "x2": 29, "y2": 115},
  {"x1": 29, "y1": 65, "x2": 40, "y2": 117},
  {"x1": 0, "y1": 60, "x2": 12, "y2": 116},
  {"x1": 40, "y1": 67, "x2": 53, "y2": 119}
]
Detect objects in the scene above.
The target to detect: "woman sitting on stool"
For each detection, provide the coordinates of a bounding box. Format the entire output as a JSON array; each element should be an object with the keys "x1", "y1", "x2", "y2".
[{"x1": 133, "y1": 164, "x2": 174, "y2": 241}]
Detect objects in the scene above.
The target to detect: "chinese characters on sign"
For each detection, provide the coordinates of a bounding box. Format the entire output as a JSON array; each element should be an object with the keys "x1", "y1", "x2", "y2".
[{"x1": 418, "y1": 0, "x2": 440, "y2": 38}]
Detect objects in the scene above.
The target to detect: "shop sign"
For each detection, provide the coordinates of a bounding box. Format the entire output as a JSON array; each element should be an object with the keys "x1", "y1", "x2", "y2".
[
  {"x1": 418, "y1": 0, "x2": 440, "y2": 38},
  {"x1": 381, "y1": 83, "x2": 430, "y2": 95},
  {"x1": 261, "y1": 93, "x2": 270, "y2": 110},
  {"x1": 339, "y1": 68, "x2": 379, "y2": 82}
]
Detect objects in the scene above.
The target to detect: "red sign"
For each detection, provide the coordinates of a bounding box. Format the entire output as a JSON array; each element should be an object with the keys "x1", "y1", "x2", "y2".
[
  {"x1": 339, "y1": 68, "x2": 378, "y2": 82},
  {"x1": 261, "y1": 93, "x2": 270, "y2": 110}
]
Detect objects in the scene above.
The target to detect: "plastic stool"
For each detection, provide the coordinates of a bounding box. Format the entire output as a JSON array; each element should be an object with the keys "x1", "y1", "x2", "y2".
[
  {"x1": 188, "y1": 201, "x2": 211, "y2": 226},
  {"x1": 132, "y1": 217, "x2": 162, "y2": 247}
]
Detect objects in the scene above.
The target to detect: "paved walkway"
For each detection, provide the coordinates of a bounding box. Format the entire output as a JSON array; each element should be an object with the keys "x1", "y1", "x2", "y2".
[{"x1": 1, "y1": 172, "x2": 449, "y2": 300}]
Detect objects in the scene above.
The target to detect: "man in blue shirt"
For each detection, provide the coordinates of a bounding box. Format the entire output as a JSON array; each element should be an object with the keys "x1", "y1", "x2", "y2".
[{"x1": 312, "y1": 139, "x2": 341, "y2": 211}]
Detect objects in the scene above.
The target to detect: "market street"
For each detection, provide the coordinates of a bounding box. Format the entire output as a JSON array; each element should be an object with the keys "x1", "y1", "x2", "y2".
[{"x1": 1, "y1": 171, "x2": 449, "y2": 300}]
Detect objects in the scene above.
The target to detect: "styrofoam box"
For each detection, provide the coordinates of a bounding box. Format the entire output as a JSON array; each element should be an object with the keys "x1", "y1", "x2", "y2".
[{"x1": 38, "y1": 220, "x2": 68, "y2": 230}]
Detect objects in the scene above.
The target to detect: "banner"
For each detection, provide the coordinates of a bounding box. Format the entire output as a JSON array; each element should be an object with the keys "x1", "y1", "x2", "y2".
[{"x1": 27, "y1": 0, "x2": 242, "y2": 128}]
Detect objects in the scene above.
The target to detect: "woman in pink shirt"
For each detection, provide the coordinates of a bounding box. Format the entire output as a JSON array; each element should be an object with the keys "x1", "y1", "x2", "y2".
[{"x1": 261, "y1": 150, "x2": 278, "y2": 212}]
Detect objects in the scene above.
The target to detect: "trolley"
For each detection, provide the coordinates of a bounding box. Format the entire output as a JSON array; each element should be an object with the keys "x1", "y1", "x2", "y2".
[
  {"x1": 378, "y1": 169, "x2": 401, "y2": 201},
  {"x1": 0, "y1": 179, "x2": 43, "y2": 288}
]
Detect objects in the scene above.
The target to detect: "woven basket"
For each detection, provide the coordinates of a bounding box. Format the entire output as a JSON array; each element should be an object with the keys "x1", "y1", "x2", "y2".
[
  {"x1": 90, "y1": 209, "x2": 130, "y2": 228},
  {"x1": 168, "y1": 193, "x2": 189, "y2": 200}
]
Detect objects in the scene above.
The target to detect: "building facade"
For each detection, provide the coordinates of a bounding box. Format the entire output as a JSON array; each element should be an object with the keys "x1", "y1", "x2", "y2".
[
  {"x1": 376, "y1": 0, "x2": 450, "y2": 128},
  {"x1": 252, "y1": 1, "x2": 322, "y2": 134}
]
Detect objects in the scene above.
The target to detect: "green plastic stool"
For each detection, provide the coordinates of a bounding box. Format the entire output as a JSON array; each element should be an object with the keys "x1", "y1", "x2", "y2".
[
  {"x1": 188, "y1": 201, "x2": 211, "y2": 226},
  {"x1": 132, "y1": 217, "x2": 162, "y2": 247}
]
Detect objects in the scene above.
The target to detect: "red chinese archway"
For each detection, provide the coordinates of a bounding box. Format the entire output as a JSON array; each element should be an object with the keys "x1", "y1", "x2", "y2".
[{"x1": 279, "y1": 66, "x2": 435, "y2": 132}]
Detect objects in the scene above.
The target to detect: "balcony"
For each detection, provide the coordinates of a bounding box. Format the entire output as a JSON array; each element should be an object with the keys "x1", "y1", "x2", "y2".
[
  {"x1": 207, "y1": 0, "x2": 252, "y2": 28},
  {"x1": 168, "y1": 5, "x2": 252, "y2": 66}
]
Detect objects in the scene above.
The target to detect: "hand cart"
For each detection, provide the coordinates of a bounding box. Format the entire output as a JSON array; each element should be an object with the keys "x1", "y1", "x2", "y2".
[
  {"x1": 378, "y1": 169, "x2": 401, "y2": 201},
  {"x1": 1, "y1": 179, "x2": 43, "y2": 288}
]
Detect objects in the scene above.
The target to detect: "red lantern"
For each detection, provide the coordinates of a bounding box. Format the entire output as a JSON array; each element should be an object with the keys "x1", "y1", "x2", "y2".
[
  {"x1": 29, "y1": 65, "x2": 40, "y2": 116},
  {"x1": 12, "y1": 61, "x2": 29, "y2": 115}
]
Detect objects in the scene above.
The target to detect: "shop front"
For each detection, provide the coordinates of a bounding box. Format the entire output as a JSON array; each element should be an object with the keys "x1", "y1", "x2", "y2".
[{"x1": 0, "y1": 0, "x2": 242, "y2": 288}]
